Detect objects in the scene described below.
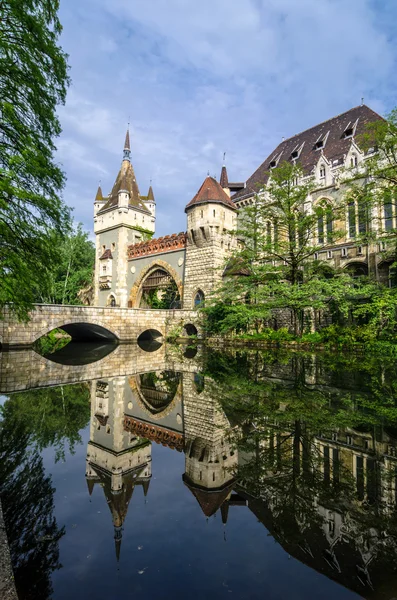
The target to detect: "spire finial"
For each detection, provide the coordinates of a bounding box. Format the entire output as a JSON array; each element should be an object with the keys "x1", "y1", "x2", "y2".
[
  {"x1": 223, "y1": 151, "x2": 226, "y2": 165},
  {"x1": 361, "y1": 97, "x2": 364, "y2": 106},
  {"x1": 123, "y1": 124, "x2": 131, "y2": 161}
]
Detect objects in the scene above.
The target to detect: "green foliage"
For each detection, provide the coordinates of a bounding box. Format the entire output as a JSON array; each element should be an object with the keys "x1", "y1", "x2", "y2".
[
  {"x1": 0, "y1": 0, "x2": 71, "y2": 319},
  {"x1": 33, "y1": 328, "x2": 71, "y2": 355},
  {"x1": 143, "y1": 279, "x2": 180, "y2": 309},
  {"x1": 0, "y1": 383, "x2": 91, "y2": 462},
  {"x1": 34, "y1": 223, "x2": 95, "y2": 305}
]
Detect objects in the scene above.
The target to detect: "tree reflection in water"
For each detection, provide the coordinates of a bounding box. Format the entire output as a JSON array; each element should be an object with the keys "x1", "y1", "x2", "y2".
[
  {"x1": 205, "y1": 349, "x2": 397, "y2": 597},
  {"x1": 0, "y1": 383, "x2": 90, "y2": 599}
]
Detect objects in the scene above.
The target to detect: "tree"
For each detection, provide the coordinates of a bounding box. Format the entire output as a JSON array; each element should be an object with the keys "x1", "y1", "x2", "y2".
[
  {"x1": 205, "y1": 162, "x2": 354, "y2": 336},
  {"x1": 0, "y1": 0, "x2": 70, "y2": 318},
  {"x1": 35, "y1": 223, "x2": 95, "y2": 305}
]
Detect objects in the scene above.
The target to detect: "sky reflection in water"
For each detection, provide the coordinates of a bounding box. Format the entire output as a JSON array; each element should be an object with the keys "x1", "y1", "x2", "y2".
[{"x1": 2, "y1": 342, "x2": 397, "y2": 599}]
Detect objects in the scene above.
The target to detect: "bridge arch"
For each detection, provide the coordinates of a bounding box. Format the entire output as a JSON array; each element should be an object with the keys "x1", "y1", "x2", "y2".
[
  {"x1": 128, "y1": 259, "x2": 183, "y2": 309},
  {"x1": 33, "y1": 319, "x2": 120, "y2": 344}
]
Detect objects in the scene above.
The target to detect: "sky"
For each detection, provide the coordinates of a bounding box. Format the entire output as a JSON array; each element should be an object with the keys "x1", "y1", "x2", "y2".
[{"x1": 57, "y1": 0, "x2": 397, "y2": 238}]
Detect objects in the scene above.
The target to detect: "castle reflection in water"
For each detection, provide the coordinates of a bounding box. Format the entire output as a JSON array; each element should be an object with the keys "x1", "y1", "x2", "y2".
[{"x1": 2, "y1": 343, "x2": 397, "y2": 599}]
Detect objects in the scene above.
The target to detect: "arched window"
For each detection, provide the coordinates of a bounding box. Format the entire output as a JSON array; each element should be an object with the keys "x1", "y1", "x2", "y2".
[
  {"x1": 194, "y1": 290, "x2": 205, "y2": 308},
  {"x1": 350, "y1": 154, "x2": 358, "y2": 168},
  {"x1": 319, "y1": 164, "x2": 326, "y2": 178},
  {"x1": 317, "y1": 203, "x2": 333, "y2": 244}
]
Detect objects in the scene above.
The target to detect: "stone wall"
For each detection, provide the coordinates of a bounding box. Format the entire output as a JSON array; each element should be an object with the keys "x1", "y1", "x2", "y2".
[{"x1": 0, "y1": 305, "x2": 200, "y2": 349}]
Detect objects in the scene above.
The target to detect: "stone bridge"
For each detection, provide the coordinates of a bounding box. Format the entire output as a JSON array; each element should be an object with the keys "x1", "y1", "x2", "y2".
[
  {"x1": 0, "y1": 304, "x2": 201, "y2": 349},
  {"x1": 0, "y1": 343, "x2": 204, "y2": 393}
]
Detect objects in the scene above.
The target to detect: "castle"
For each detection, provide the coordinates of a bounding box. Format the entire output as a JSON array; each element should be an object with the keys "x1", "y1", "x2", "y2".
[{"x1": 93, "y1": 104, "x2": 396, "y2": 310}]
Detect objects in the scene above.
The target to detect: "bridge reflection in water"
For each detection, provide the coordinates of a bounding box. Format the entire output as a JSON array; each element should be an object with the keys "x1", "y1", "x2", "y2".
[{"x1": 1, "y1": 344, "x2": 397, "y2": 599}]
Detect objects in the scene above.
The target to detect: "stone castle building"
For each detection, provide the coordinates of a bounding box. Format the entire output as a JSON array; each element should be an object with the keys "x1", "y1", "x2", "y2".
[{"x1": 93, "y1": 104, "x2": 395, "y2": 310}]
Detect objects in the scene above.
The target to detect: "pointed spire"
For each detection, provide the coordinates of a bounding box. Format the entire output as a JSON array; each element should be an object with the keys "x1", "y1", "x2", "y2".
[
  {"x1": 114, "y1": 526, "x2": 122, "y2": 562},
  {"x1": 147, "y1": 185, "x2": 155, "y2": 202},
  {"x1": 123, "y1": 129, "x2": 131, "y2": 161},
  {"x1": 142, "y1": 478, "x2": 151, "y2": 497},
  {"x1": 220, "y1": 165, "x2": 229, "y2": 189},
  {"x1": 86, "y1": 477, "x2": 96, "y2": 496},
  {"x1": 95, "y1": 185, "x2": 104, "y2": 202},
  {"x1": 221, "y1": 500, "x2": 229, "y2": 524}
]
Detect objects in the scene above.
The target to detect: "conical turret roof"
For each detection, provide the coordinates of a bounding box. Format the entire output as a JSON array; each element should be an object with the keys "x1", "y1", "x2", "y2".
[
  {"x1": 220, "y1": 165, "x2": 229, "y2": 188},
  {"x1": 183, "y1": 474, "x2": 235, "y2": 517},
  {"x1": 185, "y1": 176, "x2": 237, "y2": 212},
  {"x1": 95, "y1": 185, "x2": 104, "y2": 202},
  {"x1": 147, "y1": 185, "x2": 155, "y2": 201}
]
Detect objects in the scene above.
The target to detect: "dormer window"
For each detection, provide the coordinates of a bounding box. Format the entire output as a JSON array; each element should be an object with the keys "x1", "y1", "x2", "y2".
[
  {"x1": 269, "y1": 160, "x2": 277, "y2": 168},
  {"x1": 343, "y1": 127, "x2": 354, "y2": 139},
  {"x1": 314, "y1": 131, "x2": 329, "y2": 151},
  {"x1": 320, "y1": 164, "x2": 326, "y2": 178},
  {"x1": 291, "y1": 151, "x2": 298, "y2": 160}
]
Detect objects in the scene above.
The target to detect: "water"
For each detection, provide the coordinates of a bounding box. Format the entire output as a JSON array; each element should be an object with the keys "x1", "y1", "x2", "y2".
[{"x1": 1, "y1": 342, "x2": 397, "y2": 599}]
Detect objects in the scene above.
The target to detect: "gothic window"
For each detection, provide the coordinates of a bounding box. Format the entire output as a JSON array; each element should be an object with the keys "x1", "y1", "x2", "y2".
[
  {"x1": 194, "y1": 289, "x2": 205, "y2": 307},
  {"x1": 318, "y1": 214, "x2": 324, "y2": 244},
  {"x1": 348, "y1": 201, "x2": 356, "y2": 238},
  {"x1": 200, "y1": 210, "x2": 203, "y2": 218},
  {"x1": 266, "y1": 221, "x2": 272, "y2": 245},
  {"x1": 350, "y1": 154, "x2": 358, "y2": 167},
  {"x1": 384, "y1": 192, "x2": 394, "y2": 231},
  {"x1": 110, "y1": 296, "x2": 116, "y2": 307},
  {"x1": 320, "y1": 164, "x2": 326, "y2": 178},
  {"x1": 213, "y1": 209, "x2": 216, "y2": 217}
]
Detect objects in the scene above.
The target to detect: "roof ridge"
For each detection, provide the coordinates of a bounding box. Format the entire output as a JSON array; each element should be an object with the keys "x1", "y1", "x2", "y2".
[{"x1": 281, "y1": 104, "x2": 374, "y2": 144}]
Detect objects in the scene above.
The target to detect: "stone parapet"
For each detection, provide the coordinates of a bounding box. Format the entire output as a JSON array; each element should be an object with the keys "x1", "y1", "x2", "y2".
[{"x1": 127, "y1": 232, "x2": 187, "y2": 260}]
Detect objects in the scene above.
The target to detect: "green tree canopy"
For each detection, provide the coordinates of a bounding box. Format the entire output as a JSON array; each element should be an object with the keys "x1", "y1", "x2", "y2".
[{"x1": 0, "y1": 0, "x2": 70, "y2": 318}]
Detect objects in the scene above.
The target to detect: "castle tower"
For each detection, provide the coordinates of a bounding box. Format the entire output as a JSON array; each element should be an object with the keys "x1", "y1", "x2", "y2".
[
  {"x1": 183, "y1": 175, "x2": 238, "y2": 309},
  {"x1": 86, "y1": 377, "x2": 152, "y2": 561},
  {"x1": 93, "y1": 130, "x2": 156, "y2": 307},
  {"x1": 182, "y1": 372, "x2": 236, "y2": 520}
]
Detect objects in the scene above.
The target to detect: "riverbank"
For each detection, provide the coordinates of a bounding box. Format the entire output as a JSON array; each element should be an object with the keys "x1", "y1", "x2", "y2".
[
  {"x1": 0, "y1": 501, "x2": 17, "y2": 600},
  {"x1": 204, "y1": 334, "x2": 397, "y2": 356}
]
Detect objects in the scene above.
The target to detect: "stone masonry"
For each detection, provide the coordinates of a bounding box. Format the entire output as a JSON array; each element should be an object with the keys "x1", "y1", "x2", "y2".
[{"x1": 0, "y1": 304, "x2": 200, "y2": 349}]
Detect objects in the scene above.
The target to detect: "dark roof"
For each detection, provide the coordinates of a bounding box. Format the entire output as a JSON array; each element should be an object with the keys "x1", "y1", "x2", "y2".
[
  {"x1": 185, "y1": 176, "x2": 237, "y2": 211},
  {"x1": 95, "y1": 185, "x2": 104, "y2": 201},
  {"x1": 232, "y1": 105, "x2": 383, "y2": 202},
  {"x1": 97, "y1": 158, "x2": 151, "y2": 215},
  {"x1": 183, "y1": 474, "x2": 235, "y2": 517},
  {"x1": 220, "y1": 165, "x2": 229, "y2": 188},
  {"x1": 99, "y1": 249, "x2": 112, "y2": 260}
]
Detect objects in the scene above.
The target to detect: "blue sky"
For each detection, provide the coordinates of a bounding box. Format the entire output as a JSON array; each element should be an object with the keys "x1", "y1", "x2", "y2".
[{"x1": 57, "y1": 0, "x2": 397, "y2": 237}]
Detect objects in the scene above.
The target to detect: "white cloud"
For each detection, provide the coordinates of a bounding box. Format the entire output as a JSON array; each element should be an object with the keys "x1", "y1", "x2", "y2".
[{"x1": 57, "y1": 0, "x2": 397, "y2": 236}]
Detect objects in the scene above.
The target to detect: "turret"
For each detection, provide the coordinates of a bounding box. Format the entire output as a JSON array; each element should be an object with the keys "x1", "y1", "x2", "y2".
[
  {"x1": 185, "y1": 175, "x2": 238, "y2": 246},
  {"x1": 183, "y1": 175, "x2": 238, "y2": 308},
  {"x1": 142, "y1": 184, "x2": 156, "y2": 217},
  {"x1": 94, "y1": 185, "x2": 106, "y2": 215}
]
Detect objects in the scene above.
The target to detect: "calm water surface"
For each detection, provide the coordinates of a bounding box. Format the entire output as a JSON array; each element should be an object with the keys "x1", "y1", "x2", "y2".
[{"x1": 1, "y1": 342, "x2": 397, "y2": 599}]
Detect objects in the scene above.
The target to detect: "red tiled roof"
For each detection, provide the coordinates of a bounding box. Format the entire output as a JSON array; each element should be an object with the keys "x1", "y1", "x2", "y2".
[
  {"x1": 185, "y1": 176, "x2": 237, "y2": 211},
  {"x1": 183, "y1": 474, "x2": 235, "y2": 517},
  {"x1": 232, "y1": 105, "x2": 383, "y2": 202},
  {"x1": 124, "y1": 416, "x2": 184, "y2": 452},
  {"x1": 128, "y1": 232, "x2": 186, "y2": 259},
  {"x1": 99, "y1": 249, "x2": 112, "y2": 260}
]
